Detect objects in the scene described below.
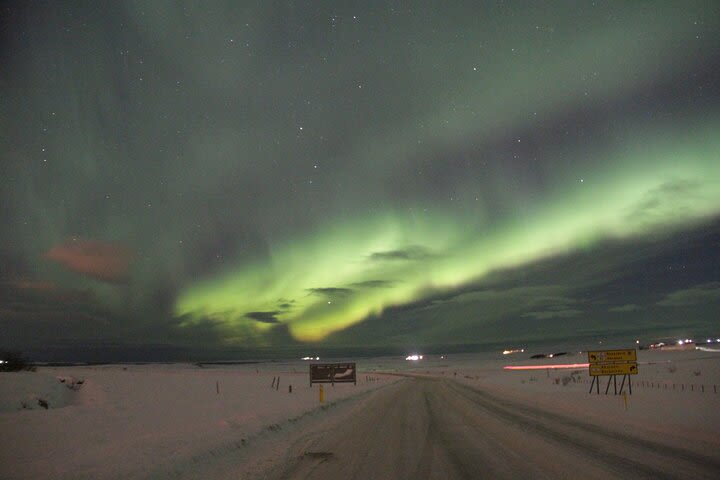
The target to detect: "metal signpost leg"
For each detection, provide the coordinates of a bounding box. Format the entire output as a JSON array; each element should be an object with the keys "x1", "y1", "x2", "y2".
[
  {"x1": 618, "y1": 374, "x2": 626, "y2": 394},
  {"x1": 589, "y1": 376, "x2": 596, "y2": 394}
]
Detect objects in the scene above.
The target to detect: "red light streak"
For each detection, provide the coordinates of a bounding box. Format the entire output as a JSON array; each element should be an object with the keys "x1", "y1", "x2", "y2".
[{"x1": 503, "y1": 363, "x2": 589, "y2": 370}]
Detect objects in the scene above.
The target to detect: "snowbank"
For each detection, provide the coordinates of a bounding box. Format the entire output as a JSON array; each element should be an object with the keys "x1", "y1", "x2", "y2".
[{"x1": 0, "y1": 371, "x2": 79, "y2": 412}]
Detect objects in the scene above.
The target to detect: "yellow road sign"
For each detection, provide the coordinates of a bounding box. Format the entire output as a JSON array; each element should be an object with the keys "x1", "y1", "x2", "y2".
[
  {"x1": 589, "y1": 362, "x2": 638, "y2": 376},
  {"x1": 587, "y1": 349, "x2": 636, "y2": 363}
]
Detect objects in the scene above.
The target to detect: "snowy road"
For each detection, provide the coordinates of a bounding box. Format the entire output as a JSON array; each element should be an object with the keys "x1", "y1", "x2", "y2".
[{"x1": 263, "y1": 377, "x2": 720, "y2": 479}]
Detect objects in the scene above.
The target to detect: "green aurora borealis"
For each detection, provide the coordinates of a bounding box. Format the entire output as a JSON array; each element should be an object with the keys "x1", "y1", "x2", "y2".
[
  {"x1": 176, "y1": 125, "x2": 720, "y2": 342},
  {"x1": 1, "y1": 1, "x2": 720, "y2": 359}
]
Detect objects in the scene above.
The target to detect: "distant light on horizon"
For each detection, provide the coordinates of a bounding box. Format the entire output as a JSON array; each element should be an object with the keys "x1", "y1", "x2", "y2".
[
  {"x1": 502, "y1": 349, "x2": 524, "y2": 355},
  {"x1": 406, "y1": 354, "x2": 423, "y2": 361}
]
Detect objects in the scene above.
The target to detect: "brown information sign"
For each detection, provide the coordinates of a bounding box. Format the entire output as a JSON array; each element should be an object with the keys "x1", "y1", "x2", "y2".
[
  {"x1": 587, "y1": 349, "x2": 637, "y2": 364},
  {"x1": 589, "y1": 362, "x2": 638, "y2": 376},
  {"x1": 310, "y1": 362, "x2": 357, "y2": 386}
]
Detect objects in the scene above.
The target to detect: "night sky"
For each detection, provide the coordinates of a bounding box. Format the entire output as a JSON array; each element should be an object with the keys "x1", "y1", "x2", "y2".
[{"x1": 2, "y1": 1, "x2": 719, "y2": 360}]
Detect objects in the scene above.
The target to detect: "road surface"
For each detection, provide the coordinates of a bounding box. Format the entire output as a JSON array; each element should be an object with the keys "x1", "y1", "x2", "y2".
[{"x1": 262, "y1": 377, "x2": 720, "y2": 479}]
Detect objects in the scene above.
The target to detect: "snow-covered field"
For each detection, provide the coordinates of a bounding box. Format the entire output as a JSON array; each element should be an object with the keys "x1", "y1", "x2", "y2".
[{"x1": 1, "y1": 348, "x2": 718, "y2": 479}]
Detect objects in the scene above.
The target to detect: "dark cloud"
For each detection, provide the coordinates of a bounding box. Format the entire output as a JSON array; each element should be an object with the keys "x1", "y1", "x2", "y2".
[
  {"x1": 626, "y1": 180, "x2": 704, "y2": 226},
  {"x1": 609, "y1": 304, "x2": 643, "y2": 313},
  {"x1": 438, "y1": 285, "x2": 579, "y2": 310},
  {"x1": 369, "y1": 246, "x2": 437, "y2": 262},
  {"x1": 521, "y1": 308, "x2": 583, "y2": 320},
  {"x1": 439, "y1": 285, "x2": 584, "y2": 320},
  {"x1": 276, "y1": 299, "x2": 295, "y2": 310},
  {"x1": 657, "y1": 282, "x2": 720, "y2": 307},
  {"x1": 306, "y1": 287, "x2": 354, "y2": 297},
  {"x1": 244, "y1": 311, "x2": 281, "y2": 323}
]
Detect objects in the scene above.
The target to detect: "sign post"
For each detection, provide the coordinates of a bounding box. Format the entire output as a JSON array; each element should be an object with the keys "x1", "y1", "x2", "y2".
[{"x1": 587, "y1": 349, "x2": 638, "y2": 395}]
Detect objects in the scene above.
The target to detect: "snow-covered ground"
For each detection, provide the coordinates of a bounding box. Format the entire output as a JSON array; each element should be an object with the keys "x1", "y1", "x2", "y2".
[
  {"x1": 408, "y1": 348, "x2": 720, "y2": 456},
  {"x1": 0, "y1": 362, "x2": 395, "y2": 479},
  {"x1": 1, "y1": 348, "x2": 718, "y2": 479}
]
